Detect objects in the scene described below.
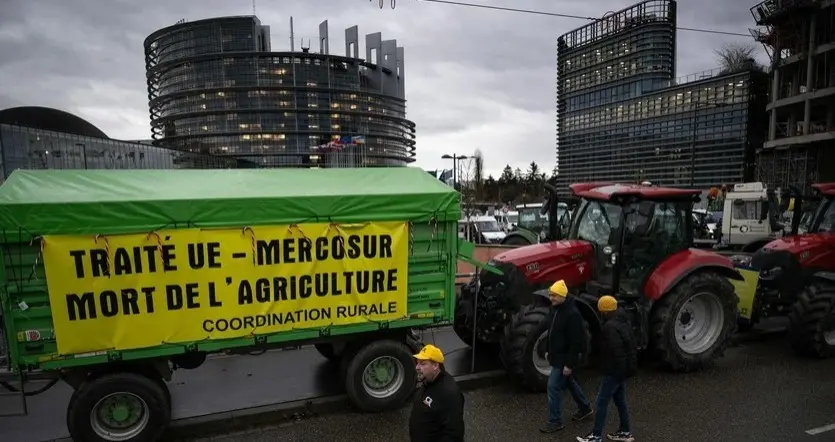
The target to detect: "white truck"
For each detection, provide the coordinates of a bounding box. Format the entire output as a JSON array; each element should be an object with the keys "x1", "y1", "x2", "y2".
[
  {"x1": 717, "y1": 182, "x2": 783, "y2": 252},
  {"x1": 459, "y1": 215, "x2": 507, "y2": 244}
]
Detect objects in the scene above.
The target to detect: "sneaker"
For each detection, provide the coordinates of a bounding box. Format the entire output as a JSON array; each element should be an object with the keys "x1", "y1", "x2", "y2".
[
  {"x1": 577, "y1": 432, "x2": 603, "y2": 442},
  {"x1": 539, "y1": 423, "x2": 565, "y2": 433},
  {"x1": 607, "y1": 431, "x2": 635, "y2": 442},
  {"x1": 572, "y1": 409, "x2": 594, "y2": 421}
]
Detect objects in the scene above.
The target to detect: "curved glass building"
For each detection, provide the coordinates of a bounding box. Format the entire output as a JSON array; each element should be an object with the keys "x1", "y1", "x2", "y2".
[
  {"x1": 0, "y1": 106, "x2": 245, "y2": 182},
  {"x1": 144, "y1": 16, "x2": 415, "y2": 168}
]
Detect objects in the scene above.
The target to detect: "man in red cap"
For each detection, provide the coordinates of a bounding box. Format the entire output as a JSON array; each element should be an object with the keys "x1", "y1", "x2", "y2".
[{"x1": 409, "y1": 344, "x2": 465, "y2": 442}]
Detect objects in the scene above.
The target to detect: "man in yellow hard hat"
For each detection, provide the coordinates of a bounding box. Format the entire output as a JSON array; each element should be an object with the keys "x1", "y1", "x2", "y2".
[
  {"x1": 539, "y1": 279, "x2": 593, "y2": 434},
  {"x1": 409, "y1": 344, "x2": 465, "y2": 442},
  {"x1": 577, "y1": 296, "x2": 637, "y2": 442}
]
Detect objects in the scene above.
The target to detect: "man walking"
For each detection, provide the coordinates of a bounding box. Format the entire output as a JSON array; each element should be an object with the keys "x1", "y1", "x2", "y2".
[
  {"x1": 409, "y1": 344, "x2": 465, "y2": 442},
  {"x1": 540, "y1": 280, "x2": 593, "y2": 434},
  {"x1": 577, "y1": 295, "x2": 637, "y2": 442}
]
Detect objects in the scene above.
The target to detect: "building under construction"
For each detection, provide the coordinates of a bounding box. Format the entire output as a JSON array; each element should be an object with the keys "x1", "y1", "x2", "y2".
[{"x1": 750, "y1": 0, "x2": 835, "y2": 192}]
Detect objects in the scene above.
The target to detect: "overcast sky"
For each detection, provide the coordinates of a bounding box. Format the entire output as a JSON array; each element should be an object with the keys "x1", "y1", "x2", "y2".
[{"x1": 0, "y1": 0, "x2": 765, "y2": 178}]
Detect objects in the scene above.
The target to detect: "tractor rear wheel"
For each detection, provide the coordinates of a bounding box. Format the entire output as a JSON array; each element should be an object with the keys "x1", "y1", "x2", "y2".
[
  {"x1": 650, "y1": 271, "x2": 738, "y2": 372},
  {"x1": 788, "y1": 282, "x2": 835, "y2": 358},
  {"x1": 502, "y1": 235, "x2": 532, "y2": 246},
  {"x1": 499, "y1": 304, "x2": 592, "y2": 392}
]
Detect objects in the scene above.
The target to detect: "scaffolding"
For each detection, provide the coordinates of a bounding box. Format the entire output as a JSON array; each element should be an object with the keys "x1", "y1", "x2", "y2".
[
  {"x1": 755, "y1": 147, "x2": 818, "y2": 193},
  {"x1": 749, "y1": 0, "x2": 817, "y2": 65},
  {"x1": 749, "y1": 0, "x2": 834, "y2": 190}
]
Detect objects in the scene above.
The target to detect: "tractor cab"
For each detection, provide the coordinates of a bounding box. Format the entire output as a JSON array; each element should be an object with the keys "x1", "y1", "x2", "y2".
[
  {"x1": 564, "y1": 182, "x2": 698, "y2": 298},
  {"x1": 800, "y1": 183, "x2": 835, "y2": 234}
]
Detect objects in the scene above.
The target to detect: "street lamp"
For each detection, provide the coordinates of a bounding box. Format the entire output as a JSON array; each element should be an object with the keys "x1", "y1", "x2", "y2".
[{"x1": 441, "y1": 154, "x2": 468, "y2": 190}]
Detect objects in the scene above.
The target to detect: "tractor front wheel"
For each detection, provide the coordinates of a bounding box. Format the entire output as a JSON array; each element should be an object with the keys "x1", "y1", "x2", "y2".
[
  {"x1": 650, "y1": 271, "x2": 738, "y2": 372},
  {"x1": 502, "y1": 235, "x2": 532, "y2": 246},
  {"x1": 788, "y1": 282, "x2": 835, "y2": 358},
  {"x1": 499, "y1": 304, "x2": 592, "y2": 392}
]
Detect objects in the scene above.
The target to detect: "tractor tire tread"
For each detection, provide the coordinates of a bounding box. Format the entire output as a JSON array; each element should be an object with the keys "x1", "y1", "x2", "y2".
[
  {"x1": 788, "y1": 283, "x2": 835, "y2": 358},
  {"x1": 499, "y1": 305, "x2": 550, "y2": 392},
  {"x1": 343, "y1": 339, "x2": 417, "y2": 413},
  {"x1": 649, "y1": 271, "x2": 738, "y2": 372}
]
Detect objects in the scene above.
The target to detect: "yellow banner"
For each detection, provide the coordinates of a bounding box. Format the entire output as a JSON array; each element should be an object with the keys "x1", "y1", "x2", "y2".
[{"x1": 42, "y1": 222, "x2": 409, "y2": 355}]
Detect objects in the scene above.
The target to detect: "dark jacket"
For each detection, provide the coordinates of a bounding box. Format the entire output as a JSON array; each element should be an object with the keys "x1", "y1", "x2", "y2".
[
  {"x1": 599, "y1": 309, "x2": 639, "y2": 378},
  {"x1": 409, "y1": 370, "x2": 465, "y2": 442},
  {"x1": 546, "y1": 297, "x2": 588, "y2": 370}
]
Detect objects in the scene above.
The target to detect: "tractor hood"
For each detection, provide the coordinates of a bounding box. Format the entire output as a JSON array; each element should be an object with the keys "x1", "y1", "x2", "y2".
[
  {"x1": 753, "y1": 232, "x2": 835, "y2": 270},
  {"x1": 761, "y1": 232, "x2": 834, "y2": 254},
  {"x1": 491, "y1": 240, "x2": 595, "y2": 285},
  {"x1": 493, "y1": 240, "x2": 592, "y2": 265}
]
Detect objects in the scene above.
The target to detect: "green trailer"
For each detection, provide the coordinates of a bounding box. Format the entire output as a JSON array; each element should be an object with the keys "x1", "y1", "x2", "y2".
[{"x1": 0, "y1": 167, "x2": 476, "y2": 441}]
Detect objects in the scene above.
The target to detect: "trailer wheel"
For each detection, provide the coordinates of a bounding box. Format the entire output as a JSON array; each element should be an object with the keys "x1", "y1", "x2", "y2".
[
  {"x1": 650, "y1": 271, "x2": 738, "y2": 372},
  {"x1": 67, "y1": 372, "x2": 170, "y2": 442},
  {"x1": 314, "y1": 343, "x2": 341, "y2": 363},
  {"x1": 788, "y1": 282, "x2": 835, "y2": 358},
  {"x1": 499, "y1": 304, "x2": 591, "y2": 392},
  {"x1": 343, "y1": 339, "x2": 417, "y2": 412}
]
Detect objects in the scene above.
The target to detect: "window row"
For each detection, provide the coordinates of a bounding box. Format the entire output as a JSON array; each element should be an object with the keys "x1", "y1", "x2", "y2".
[
  {"x1": 560, "y1": 59, "x2": 672, "y2": 93},
  {"x1": 560, "y1": 36, "x2": 673, "y2": 73},
  {"x1": 562, "y1": 91, "x2": 750, "y2": 131}
]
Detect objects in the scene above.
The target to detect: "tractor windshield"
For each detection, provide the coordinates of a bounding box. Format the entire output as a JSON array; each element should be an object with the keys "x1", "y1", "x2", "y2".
[
  {"x1": 517, "y1": 204, "x2": 569, "y2": 232},
  {"x1": 569, "y1": 197, "x2": 692, "y2": 294},
  {"x1": 517, "y1": 208, "x2": 545, "y2": 231},
  {"x1": 571, "y1": 200, "x2": 622, "y2": 245},
  {"x1": 475, "y1": 219, "x2": 502, "y2": 232},
  {"x1": 811, "y1": 197, "x2": 835, "y2": 233}
]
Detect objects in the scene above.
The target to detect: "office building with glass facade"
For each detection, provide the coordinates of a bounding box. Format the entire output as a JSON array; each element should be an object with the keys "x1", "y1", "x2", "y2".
[
  {"x1": 144, "y1": 16, "x2": 415, "y2": 168},
  {"x1": 555, "y1": 0, "x2": 769, "y2": 192},
  {"x1": 0, "y1": 106, "x2": 246, "y2": 182}
]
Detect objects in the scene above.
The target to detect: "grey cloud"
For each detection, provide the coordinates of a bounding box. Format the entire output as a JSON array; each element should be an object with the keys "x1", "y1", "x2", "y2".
[{"x1": 0, "y1": 0, "x2": 770, "y2": 173}]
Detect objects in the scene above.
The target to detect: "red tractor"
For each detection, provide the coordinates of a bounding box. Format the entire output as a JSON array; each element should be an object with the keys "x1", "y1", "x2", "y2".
[
  {"x1": 749, "y1": 183, "x2": 835, "y2": 357},
  {"x1": 454, "y1": 182, "x2": 742, "y2": 391}
]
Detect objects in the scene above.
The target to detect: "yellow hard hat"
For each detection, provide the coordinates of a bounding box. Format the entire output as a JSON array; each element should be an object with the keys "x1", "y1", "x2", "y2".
[
  {"x1": 549, "y1": 280, "x2": 568, "y2": 298},
  {"x1": 413, "y1": 344, "x2": 445, "y2": 363},
  {"x1": 598, "y1": 295, "x2": 618, "y2": 312}
]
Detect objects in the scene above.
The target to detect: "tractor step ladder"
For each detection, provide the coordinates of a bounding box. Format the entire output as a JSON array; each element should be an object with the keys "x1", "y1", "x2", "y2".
[
  {"x1": 0, "y1": 319, "x2": 30, "y2": 417},
  {"x1": 0, "y1": 365, "x2": 29, "y2": 417}
]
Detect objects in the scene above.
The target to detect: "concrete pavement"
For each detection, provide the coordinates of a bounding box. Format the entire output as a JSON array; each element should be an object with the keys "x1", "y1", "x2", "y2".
[
  {"x1": 0, "y1": 318, "x2": 788, "y2": 442},
  {"x1": 180, "y1": 335, "x2": 835, "y2": 442},
  {"x1": 0, "y1": 327, "x2": 497, "y2": 442}
]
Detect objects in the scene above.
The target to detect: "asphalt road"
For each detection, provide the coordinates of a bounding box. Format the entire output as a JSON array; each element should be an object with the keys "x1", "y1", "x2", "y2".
[
  {"x1": 181, "y1": 336, "x2": 835, "y2": 442},
  {"x1": 0, "y1": 327, "x2": 496, "y2": 442}
]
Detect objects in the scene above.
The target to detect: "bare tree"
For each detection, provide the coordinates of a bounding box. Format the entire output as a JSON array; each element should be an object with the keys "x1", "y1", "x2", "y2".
[
  {"x1": 473, "y1": 149, "x2": 484, "y2": 201},
  {"x1": 457, "y1": 157, "x2": 479, "y2": 218},
  {"x1": 714, "y1": 42, "x2": 763, "y2": 74}
]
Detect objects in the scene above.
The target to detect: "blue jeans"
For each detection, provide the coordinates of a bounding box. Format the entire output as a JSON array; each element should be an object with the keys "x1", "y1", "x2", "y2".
[
  {"x1": 592, "y1": 375, "x2": 632, "y2": 436},
  {"x1": 547, "y1": 366, "x2": 591, "y2": 425}
]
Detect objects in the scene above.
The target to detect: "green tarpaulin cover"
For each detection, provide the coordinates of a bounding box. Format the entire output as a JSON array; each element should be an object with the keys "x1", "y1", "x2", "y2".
[{"x1": 0, "y1": 168, "x2": 460, "y2": 236}]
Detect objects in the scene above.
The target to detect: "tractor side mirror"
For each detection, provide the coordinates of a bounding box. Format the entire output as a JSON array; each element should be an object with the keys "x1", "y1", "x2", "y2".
[
  {"x1": 759, "y1": 200, "x2": 769, "y2": 221},
  {"x1": 543, "y1": 183, "x2": 560, "y2": 240}
]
